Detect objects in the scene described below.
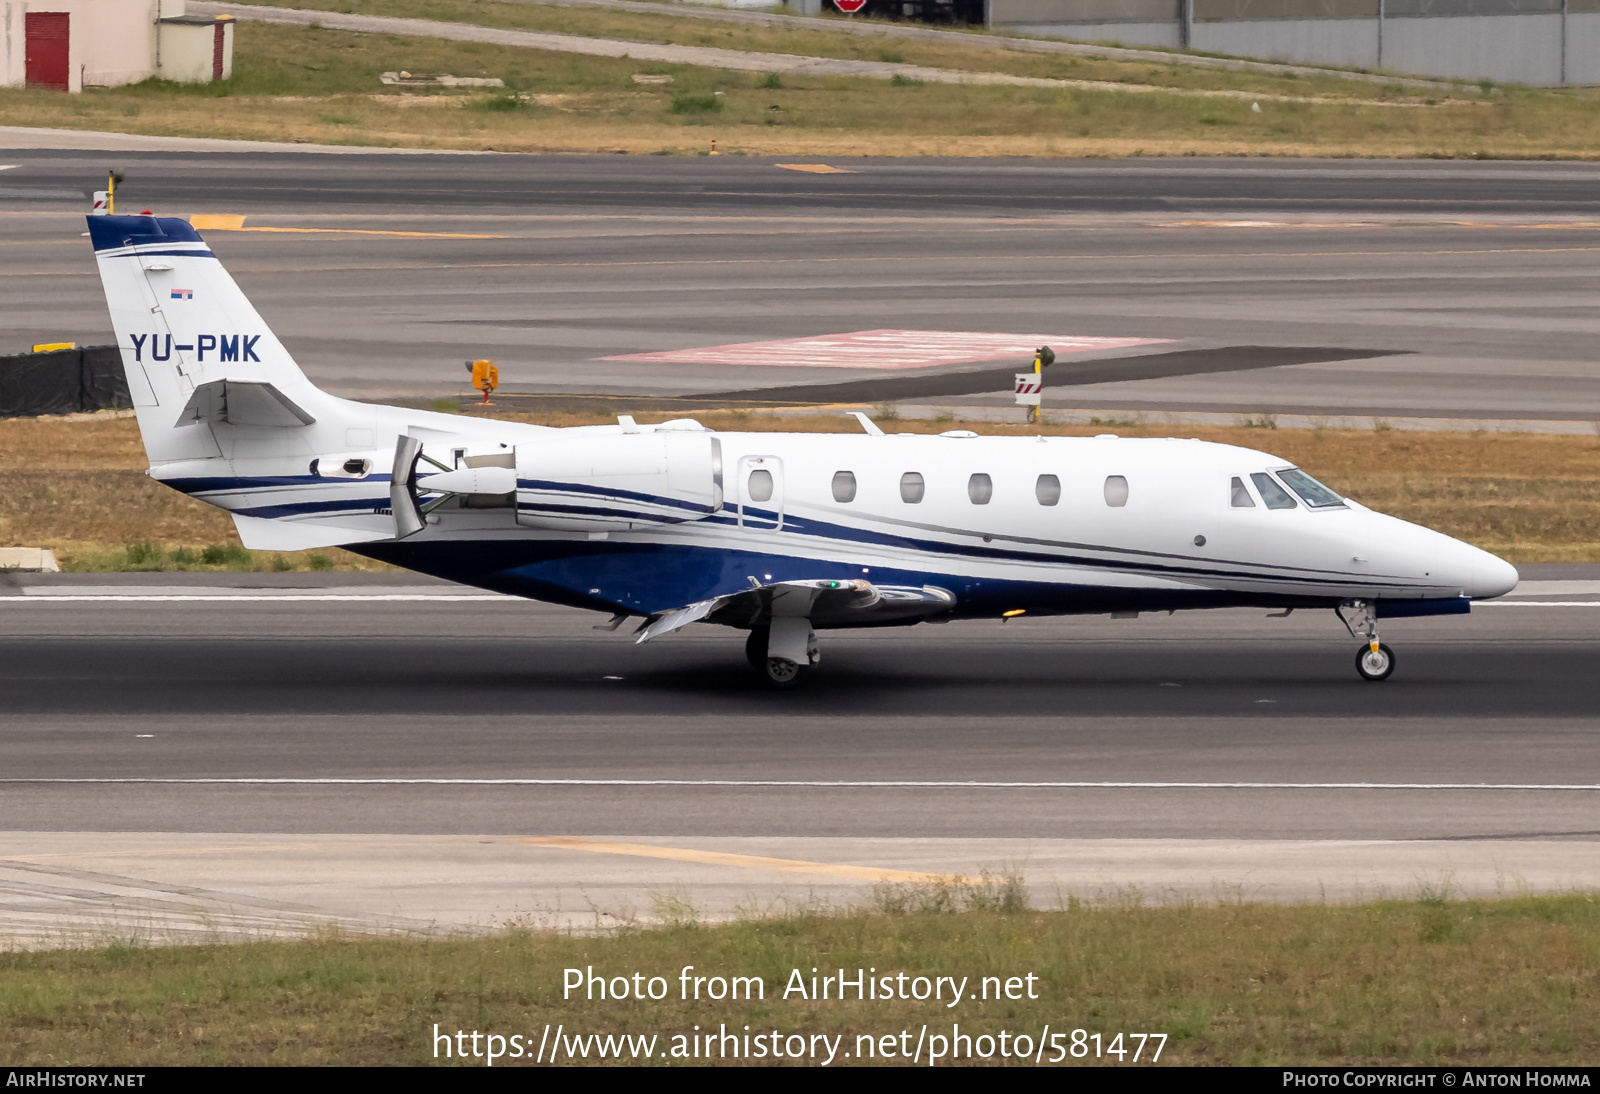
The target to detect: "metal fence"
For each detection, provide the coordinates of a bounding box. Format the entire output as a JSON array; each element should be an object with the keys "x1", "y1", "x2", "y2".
[
  {"x1": 0, "y1": 346, "x2": 130, "y2": 418},
  {"x1": 986, "y1": 0, "x2": 1599, "y2": 84}
]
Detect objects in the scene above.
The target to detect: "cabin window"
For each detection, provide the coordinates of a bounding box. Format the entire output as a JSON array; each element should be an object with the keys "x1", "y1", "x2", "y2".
[
  {"x1": 1230, "y1": 476, "x2": 1256, "y2": 508},
  {"x1": 968, "y1": 473, "x2": 993, "y2": 505},
  {"x1": 747, "y1": 468, "x2": 774, "y2": 503},
  {"x1": 1035, "y1": 474, "x2": 1061, "y2": 506},
  {"x1": 1250, "y1": 472, "x2": 1298, "y2": 510},
  {"x1": 900, "y1": 472, "x2": 925, "y2": 504},
  {"x1": 832, "y1": 470, "x2": 856, "y2": 503},
  {"x1": 1279, "y1": 468, "x2": 1346, "y2": 509},
  {"x1": 1103, "y1": 475, "x2": 1129, "y2": 507}
]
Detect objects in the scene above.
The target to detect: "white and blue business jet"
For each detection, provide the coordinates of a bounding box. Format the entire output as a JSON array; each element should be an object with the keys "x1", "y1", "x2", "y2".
[{"x1": 88, "y1": 213, "x2": 1517, "y2": 686}]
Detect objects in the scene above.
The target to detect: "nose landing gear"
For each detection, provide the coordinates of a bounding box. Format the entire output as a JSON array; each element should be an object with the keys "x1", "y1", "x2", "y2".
[
  {"x1": 1338, "y1": 599, "x2": 1396, "y2": 682},
  {"x1": 1356, "y1": 641, "x2": 1396, "y2": 681}
]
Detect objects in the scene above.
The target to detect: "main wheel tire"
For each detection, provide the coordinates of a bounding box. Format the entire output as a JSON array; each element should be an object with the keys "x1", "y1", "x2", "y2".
[
  {"x1": 745, "y1": 627, "x2": 769, "y2": 672},
  {"x1": 764, "y1": 657, "x2": 804, "y2": 688},
  {"x1": 1355, "y1": 642, "x2": 1396, "y2": 682}
]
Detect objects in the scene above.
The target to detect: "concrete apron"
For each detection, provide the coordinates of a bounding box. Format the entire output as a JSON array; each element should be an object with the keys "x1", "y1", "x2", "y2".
[{"x1": 3, "y1": 833, "x2": 1597, "y2": 949}]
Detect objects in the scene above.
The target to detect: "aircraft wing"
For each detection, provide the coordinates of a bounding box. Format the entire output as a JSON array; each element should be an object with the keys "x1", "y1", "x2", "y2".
[{"x1": 634, "y1": 578, "x2": 955, "y2": 643}]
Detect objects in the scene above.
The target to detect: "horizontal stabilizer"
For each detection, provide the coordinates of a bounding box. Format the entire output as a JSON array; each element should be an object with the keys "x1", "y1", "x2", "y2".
[
  {"x1": 178, "y1": 379, "x2": 315, "y2": 429},
  {"x1": 232, "y1": 513, "x2": 391, "y2": 551}
]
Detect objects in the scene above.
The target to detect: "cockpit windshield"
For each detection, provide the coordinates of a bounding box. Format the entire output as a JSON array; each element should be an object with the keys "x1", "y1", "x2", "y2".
[
  {"x1": 1278, "y1": 468, "x2": 1346, "y2": 509},
  {"x1": 1249, "y1": 472, "x2": 1297, "y2": 510}
]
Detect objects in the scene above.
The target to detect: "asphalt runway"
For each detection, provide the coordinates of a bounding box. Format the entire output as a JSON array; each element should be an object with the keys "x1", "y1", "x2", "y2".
[
  {"x1": 4, "y1": 580, "x2": 1600, "y2": 841},
  {"x1": 7, "y1": 150, "x2": 1600, "y2": 416},
  {"x1": 7, "y1": 146, "x2": 1600, "y2": 932},
  {"x1": 5, "y1": 575, "x2": 1600, "y2": 937},
  {"x1": 14, "y1": 151, "x2": 1600, "y2": 215}
]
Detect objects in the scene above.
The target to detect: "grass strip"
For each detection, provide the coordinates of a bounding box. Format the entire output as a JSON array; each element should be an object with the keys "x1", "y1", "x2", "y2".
[
  {"x1": 238, "y1": 0, "x2": 1445, "y2": 100},
  {"x1": 4, "y1": 410, "x2": 1599, "y2": 568},
  {"x1": 3, "y1": 19, "x2": 1599, "y2": 157},
  {"x1": 4, "y1": 892, "x2": 1599, "y2": 1065}
]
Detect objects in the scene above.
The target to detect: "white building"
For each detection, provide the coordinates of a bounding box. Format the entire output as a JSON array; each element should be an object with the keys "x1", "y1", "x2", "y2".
[{"x1": 1, "y1": 0, "x2": 233, "y2": 93}]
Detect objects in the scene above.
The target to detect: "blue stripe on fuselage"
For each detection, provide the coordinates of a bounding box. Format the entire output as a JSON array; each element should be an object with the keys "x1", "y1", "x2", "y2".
[
  {"x1": 346, "y1": 538, "x2": 1344, "y2": 619},
  {"x1": 518, "y1": 477, "x2": 718, "y2": 517},
  {"x1": 156, "y1": 473, "x2": 1426, "y2": 593}
]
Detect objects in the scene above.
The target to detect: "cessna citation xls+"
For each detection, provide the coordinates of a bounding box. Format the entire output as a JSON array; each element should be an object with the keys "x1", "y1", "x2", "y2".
[{"x1": 88, "y1": 214, "x2": 1518, "y2": 686}]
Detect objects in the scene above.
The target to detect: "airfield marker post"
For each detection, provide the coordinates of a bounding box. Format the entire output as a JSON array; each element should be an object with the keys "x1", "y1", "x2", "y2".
[{"x1": 1016, "y1": 345, "x2": 1055, "y2": 424}]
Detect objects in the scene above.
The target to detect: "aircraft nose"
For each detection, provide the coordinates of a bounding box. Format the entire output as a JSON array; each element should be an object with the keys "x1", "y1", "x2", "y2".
[{"x1": 1470, "y1": 550, "x2": 1519, "y2": 600}]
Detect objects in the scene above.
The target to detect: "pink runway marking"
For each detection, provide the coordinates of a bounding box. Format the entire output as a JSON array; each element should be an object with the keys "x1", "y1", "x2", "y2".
[{"x1": 602, "y1": 329, "x2": 1175, "y2": 370}]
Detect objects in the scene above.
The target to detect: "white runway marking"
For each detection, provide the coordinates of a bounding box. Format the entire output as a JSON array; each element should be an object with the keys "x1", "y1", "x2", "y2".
[
  {"x1": 5, "y1": 778, "x2": 1599, "y2": 791},
  {"x1": 1477, "y1": 601, "x2": 1600, "y2": 607},
  {"x1": 1503, "y1": 581, "x2": 1600, "y2": 596}
]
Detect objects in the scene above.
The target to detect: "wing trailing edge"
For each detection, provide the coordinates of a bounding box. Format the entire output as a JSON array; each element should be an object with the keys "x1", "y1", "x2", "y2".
[{"x1": 634, "y1": 579, "x2": 956, "y2": 643}]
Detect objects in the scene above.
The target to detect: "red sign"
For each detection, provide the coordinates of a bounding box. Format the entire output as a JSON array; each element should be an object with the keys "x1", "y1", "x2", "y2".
[{"x1": 834, "y1": 0, "x2": 867, "y2": 11}]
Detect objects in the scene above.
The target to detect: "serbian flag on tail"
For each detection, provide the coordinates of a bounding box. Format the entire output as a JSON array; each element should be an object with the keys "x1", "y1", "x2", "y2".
[{"x1": 171, "y1": 288, "x2": 193, "y2": 300}]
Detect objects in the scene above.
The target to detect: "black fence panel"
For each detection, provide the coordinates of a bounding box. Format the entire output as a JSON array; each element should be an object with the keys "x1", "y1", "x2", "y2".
[
  {"x1": 79, "y1": 346, "x2": 131, "y2": 413},
  {"x1": 0, "y1": 348, "x2": 80, "y2": 417},
  {"x1": 0, "y1": 345, "x2": 131, "y2": 418}
]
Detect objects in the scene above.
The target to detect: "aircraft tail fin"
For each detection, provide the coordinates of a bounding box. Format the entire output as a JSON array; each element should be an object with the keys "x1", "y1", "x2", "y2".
[{"x1": 87, "y1": 214, "x2": 332, "y2": 463}]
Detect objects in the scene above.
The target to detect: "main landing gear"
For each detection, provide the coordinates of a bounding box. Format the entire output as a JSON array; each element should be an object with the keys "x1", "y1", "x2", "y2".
[
  {"x1": 1337, "y1": 599, "x2": 1396, "y2": 682},
  {"x1": 745, "y1": 622, "x2": 820, "y2": 688}
]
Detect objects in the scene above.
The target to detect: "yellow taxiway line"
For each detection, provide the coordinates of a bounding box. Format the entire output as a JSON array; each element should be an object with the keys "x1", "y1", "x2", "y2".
[
  {"x1": 189, "y1": 213, "x2": 506, "y2": 239},
  {"x1": 3, "y1": 836, "x2": 977, "y2": 885},
  {"x1": 776, "y1": 164, "x2": 855, "y2": 174},
  {"x1": 514, "y1": 836, "x2": 977, "y2": 884}
]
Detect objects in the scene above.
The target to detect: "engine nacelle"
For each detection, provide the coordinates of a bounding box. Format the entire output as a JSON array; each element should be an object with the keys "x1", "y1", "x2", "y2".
[{"x1": 515, "y1": 432, "x2": 723, "y2": 532}]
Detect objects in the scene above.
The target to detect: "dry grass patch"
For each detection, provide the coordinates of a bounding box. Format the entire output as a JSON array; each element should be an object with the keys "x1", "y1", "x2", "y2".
[
  {"x1": 267, "y1": 0, "x2": 1459, "y2": 102},
  {"x1": 3, "y1": 894, "x2": 1599, "y2": 1065},
  {"x1": 2, "y1": 20, "x2": 1599, "y2": 158},
  {"x1": 0, "y1": 469, "x2": 392, "y2": 573},
  {"x1": 0, "y1": 413, "x2": 392, "y2": 572}
]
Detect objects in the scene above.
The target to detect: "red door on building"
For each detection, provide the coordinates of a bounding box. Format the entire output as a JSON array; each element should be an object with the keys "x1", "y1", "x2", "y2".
[
  {"x1": 25, "y1": 12, "x2": 70, "y2": 92},
  {"x1": 212, "y1": 24, "x2": 226, "y2": 81}
]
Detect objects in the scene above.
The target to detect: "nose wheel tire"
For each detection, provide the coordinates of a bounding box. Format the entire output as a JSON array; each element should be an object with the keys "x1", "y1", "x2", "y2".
[{"x1": 1355, "y1": 643, "x2": 1396, "y2": 682}]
